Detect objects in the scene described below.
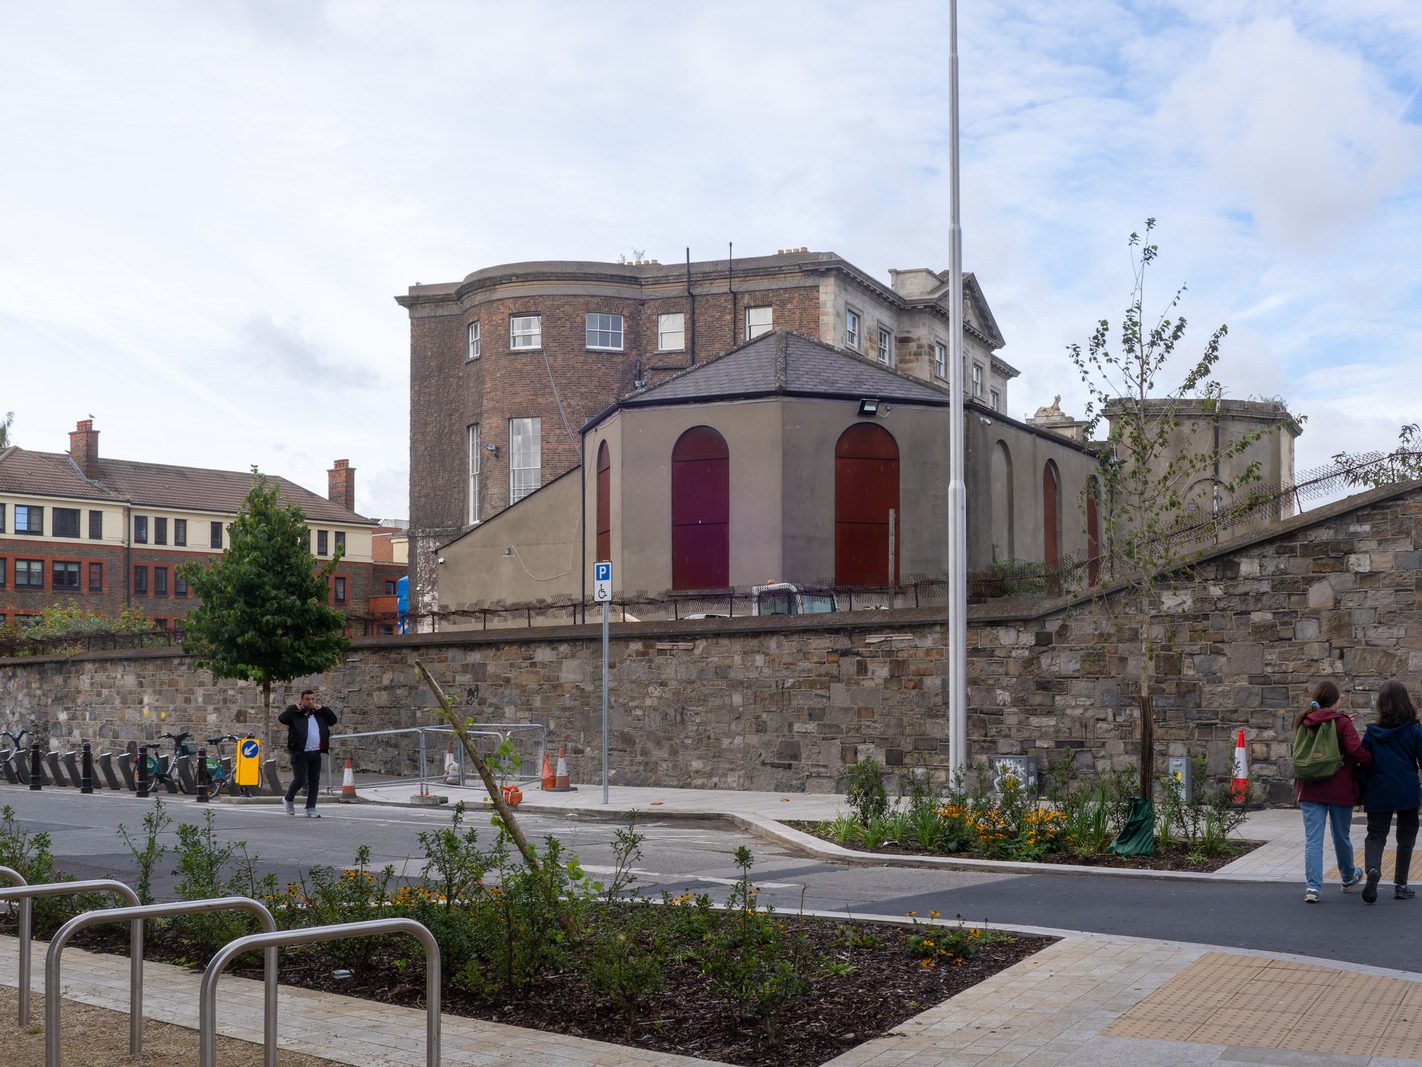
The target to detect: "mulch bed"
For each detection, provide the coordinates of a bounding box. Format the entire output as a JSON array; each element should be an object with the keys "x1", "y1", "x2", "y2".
[
  {"x1": 787, "y1": 821, "x2": 1263, "y2": 873},
  {"x1": 48, "y1": 917, "x2": 1054, "y2": 1067}
]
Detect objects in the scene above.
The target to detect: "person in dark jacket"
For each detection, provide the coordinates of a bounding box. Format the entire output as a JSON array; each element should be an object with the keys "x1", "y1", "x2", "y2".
[
  {"x1": 277, "y1": 689, "x2": 338, "y2": 818},
  {"x1": 1360, "y1": 680, "x2": 1422, "y2": 903},
  {"x1": 1296, "y1": 680, "x2": 1372, "y2": 903}
]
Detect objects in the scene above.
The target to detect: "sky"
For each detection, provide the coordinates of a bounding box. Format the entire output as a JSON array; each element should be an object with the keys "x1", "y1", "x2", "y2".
[{"x1": 3, "y1": 0, "x2": 1420, "y2": 521}]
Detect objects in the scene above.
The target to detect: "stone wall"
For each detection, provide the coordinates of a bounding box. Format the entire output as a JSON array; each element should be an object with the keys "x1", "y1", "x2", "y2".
[{"x1": 3, "y1": 483, "x2": 1419, "y2": 805}]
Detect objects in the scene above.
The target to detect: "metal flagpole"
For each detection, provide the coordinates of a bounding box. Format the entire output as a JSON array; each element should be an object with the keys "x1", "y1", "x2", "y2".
[{"x1": 947, "y1": 0, "x2": 968, "y2": 781}]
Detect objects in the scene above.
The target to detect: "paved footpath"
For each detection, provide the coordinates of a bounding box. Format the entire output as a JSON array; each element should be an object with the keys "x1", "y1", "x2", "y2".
[{"x1": 8, "y1": 781, "x2": 1421, "y2": 1065}]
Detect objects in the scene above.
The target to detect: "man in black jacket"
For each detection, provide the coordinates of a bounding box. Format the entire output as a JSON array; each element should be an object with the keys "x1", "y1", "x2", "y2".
[{"x1": 277, "y1": 689, "x2": 338, "y2": 817}]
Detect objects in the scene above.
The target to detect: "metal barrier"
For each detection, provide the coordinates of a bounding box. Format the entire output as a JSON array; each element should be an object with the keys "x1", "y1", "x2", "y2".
[
  {"x1": 324, "y1": 722, "x2": 546, "y2": 794},
  {"x1": 45, "y1": 896, "x2": 278, "y2": 1066},
  {"x1": 199, "y1": 917, "x2": 440, "y2": 1067},
  {"x1": 0, "y1": 879, "x2": 140, "y2": 1025}
]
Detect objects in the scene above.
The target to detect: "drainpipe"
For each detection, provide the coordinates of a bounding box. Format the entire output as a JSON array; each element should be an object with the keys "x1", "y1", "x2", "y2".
[
  {"x1": 579, "y1": 436, "x2": 587, "y2": 623},
  {"x1": 728, "y1": 241, "x2": 736, "y2": 351},
  {"x1": 686, "y1": 247, "x2": 696, "y2": 365},
  {"x1": 123, "y1": 503, "x2": 132, "y2": 608}
]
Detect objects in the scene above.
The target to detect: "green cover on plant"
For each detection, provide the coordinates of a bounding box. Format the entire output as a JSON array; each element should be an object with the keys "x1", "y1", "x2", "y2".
[{"x1": 1108, "y1": 797, "x2": 1155, "y2": 856}]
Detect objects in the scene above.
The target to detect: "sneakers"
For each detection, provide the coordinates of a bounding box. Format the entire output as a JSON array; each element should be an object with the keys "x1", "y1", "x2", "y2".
[
  {"x1": 1304, "y1": 889, "x2": 1319, "y2": 904},
  {"x1": 305, "y1": 809, "x2": 321, "y2": 818},
  {"x1": 1363, "y1": 867, "x2": 1382, "y2": 904},
  {"x1": 1342, "y1": 870, "x2": 1364, "y2": 892},
  {"x1": 1396, "y1": 885, "x2": 1416, "y2": 900},
  {"x1": 283, "y1": 799, "x2": 295, "y2": 816}
]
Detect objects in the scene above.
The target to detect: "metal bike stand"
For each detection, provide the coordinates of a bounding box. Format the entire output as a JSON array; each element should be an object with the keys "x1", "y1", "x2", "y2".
[
  {"x1": 0, "y1": 866, "x2": 26, "y2": 888},
  {"x1": 0, "y1": 879, "x2": 140, "y2": 1026},
  {"x1": 199, "y1": 917, "x2": 441, "y2": 1067},
  {"x1": 44, "y1": 896, "x2": 278, "y2": 1067}
]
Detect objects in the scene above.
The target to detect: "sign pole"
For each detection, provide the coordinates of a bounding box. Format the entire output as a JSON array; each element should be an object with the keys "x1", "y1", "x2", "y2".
[
  {"x1": 593, "y1": 560, "x2": 612, "y2": 805},
  {"x1": 601, "y1": 600, "x2": 609, "y2": 805}
]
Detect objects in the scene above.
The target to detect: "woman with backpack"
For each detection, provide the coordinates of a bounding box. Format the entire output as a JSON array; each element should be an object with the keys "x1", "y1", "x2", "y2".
[
  {"x1": 1359, "y1": 680, "x2": 1422, "y2": 904},
  {"x1": 1295, "y1": 680, "x2": 1371, "y2": 903}
]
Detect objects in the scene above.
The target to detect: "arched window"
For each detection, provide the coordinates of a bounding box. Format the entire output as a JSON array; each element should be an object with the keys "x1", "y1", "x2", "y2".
[
  {"x1": 595, "y1": 441, "x2": 611, "y2": 563},
  {"x1": 835, "y1": 423, "x2": 900, "y2": 586},
  {"x1": 990, "y1": 440, "x2": 1014, "y2": 560},
  {"x1": 1043, "y1": 460, "x2": 1062, "y2": 568},
  {"x1": 1086, "y1": 474, "x2": 1101, "y2": 586},
  {"x1": 671, "y1": 426, "x2": 729, "y2": 589}
]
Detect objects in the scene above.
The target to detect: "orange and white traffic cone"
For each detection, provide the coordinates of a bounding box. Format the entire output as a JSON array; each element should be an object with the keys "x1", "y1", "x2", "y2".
[
  {"x1": 1230, "y1": 729, "x2": 1249, "y2": 805},
  {"x1": 540, "y1": 750, "x2": 556, "y2": 791},
  {"x1": 339, "y1": 757, "x2": 358, "y2": 803},
  {"x1": 553, "y1": 745, "x2": 572, "y2": 791}
]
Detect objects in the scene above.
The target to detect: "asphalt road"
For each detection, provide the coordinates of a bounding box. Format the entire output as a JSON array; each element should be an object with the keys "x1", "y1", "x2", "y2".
[{"x1": 3, "y1": 785, "x2": 1416, "y2": 974}]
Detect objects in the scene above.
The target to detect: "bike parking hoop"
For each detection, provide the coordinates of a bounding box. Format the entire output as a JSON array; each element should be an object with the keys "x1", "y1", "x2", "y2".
[
  {"x1": 199, "y1": 917, "x2": 440, "y2": 1067},
  {"x1": 0, "y1": 879, "x2": 140, "y2": 1027},
  {"x1": 44, "y1": 896, "x2": 278, "y2": 1067}
]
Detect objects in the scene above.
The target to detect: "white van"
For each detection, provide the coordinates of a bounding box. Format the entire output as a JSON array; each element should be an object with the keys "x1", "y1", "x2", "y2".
[{"x1": 752, "y1": 582, "x2": 837, "y2": 617}]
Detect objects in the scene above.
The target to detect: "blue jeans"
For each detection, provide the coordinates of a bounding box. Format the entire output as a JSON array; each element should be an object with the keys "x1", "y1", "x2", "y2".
[{"x1": 1301, "y1": 801, "x2": 1357, "y2": 892}]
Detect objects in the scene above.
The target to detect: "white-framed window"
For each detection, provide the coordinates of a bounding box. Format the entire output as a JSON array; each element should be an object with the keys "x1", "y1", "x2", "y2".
[
  {"x1": 989, "y1": 388, "x2": 1001, "y2": 411},
  {"x1": 657, "y1": 312, "x2": 685, "y2": 351},
  {"x1": 510, "y1": 315, "x2": 542, "y2": 350},
  {"x1": 745, "y1": 306, "x2": 772, "y2": 340},
  {"x1": 877, "y1": 326, "x2": 892, "y2": 365},
  {"x1": 933, "y1": 340, "x2": 947, "y2": 378},
  {"x1": 845, "y1": 308, "x2": 862, "y2": 350},
  {"x1": 509, "y1": 417, "x2": 542, "y2": 503},
  {"x1": 586, "y1": 312, "x2": 624, "y2": 350},
  {"x1": 467, "y1": 424, "x2": 480, "y2": 524},
  {"x1": 466, "y1": 321, "x2": 480, "y2": 360},
  {"x1": 972, "y1": 362, "x2": 984, "y2": 398}
]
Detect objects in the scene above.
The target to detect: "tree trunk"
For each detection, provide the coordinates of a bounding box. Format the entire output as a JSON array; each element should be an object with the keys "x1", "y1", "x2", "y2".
[
  {"x1": 414, "y1": 659, "x2": 578, "y2": 939},
  {"x1": 1138, "y1": 690, "x2": 1154, "y2": 804}
]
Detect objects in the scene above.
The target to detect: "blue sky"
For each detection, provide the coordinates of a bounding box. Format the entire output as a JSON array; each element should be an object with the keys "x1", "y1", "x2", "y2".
[{"x1": 3, "y1": 0, "x2": 1419, "y2": 520}]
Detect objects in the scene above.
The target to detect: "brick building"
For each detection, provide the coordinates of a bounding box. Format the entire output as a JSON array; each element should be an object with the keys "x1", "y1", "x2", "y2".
[
  {"x1": 397, "y1": 249, "x2": 1017, "y2": 623},
  {"x1": 0, "y1": 421, "x2": 402, "y2": 633}
]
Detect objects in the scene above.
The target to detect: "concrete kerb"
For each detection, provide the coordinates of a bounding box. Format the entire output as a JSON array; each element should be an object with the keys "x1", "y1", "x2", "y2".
[{"x1": 358, "y1": 783, "x2": 1298, "y2": 885}]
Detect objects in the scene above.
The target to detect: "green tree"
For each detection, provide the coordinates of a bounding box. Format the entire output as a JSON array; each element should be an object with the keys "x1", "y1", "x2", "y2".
[
  {"x1": 0, "y1": 411, "x2": 13, "y2": 447},
  {"x1": 177, "y1": 470, "x2": 349, "y2": 747},
  {"x1": 1070, "y1": 220, "x2": 1276, "y2": 808}
]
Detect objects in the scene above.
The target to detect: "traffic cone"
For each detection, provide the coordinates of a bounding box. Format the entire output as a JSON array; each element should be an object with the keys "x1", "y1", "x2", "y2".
[
  {"x1": 339, "y1": 757, "x2": 357, "y2": 803},
  {"x1": 1230, "y1": 729, "x2": 1249, "y2": 805},
  {"x1": 553, "y1": 745, "x2": 573, "y2": 791},
  {"x1": 443, "y1": 741, "x2": 459, "y2": 784},
  {"x1": 540, "y1": 751, "x2": 556, "y2": 791}
]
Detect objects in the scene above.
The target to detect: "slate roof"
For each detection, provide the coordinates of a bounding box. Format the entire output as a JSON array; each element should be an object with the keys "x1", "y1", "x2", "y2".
[
  {"x1": 0, "y1": 447, "x2": 374, "y2": 525},
  {"x1": 604, "y1": 330, "x2": 954, "y2": 421}
]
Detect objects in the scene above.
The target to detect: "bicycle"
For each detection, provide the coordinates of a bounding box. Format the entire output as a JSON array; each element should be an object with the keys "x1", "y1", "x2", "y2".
[
  {"x1": 135, "y1": 731, "x2": 194, "y2": 793},
  {"x1": 1, "y1": 729, "x2": 29, "y2": 781},
  {"x1": 199, "y1": 734, "x2": 254, "y2": 798}
]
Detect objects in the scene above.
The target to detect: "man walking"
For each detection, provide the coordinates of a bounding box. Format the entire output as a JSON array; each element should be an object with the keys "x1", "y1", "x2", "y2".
[{"x1": 278, "y1": 689, "x2": 338, "y2": 817}]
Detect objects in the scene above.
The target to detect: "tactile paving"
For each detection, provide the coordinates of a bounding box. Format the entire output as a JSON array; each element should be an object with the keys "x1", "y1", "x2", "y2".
[
  {"x1": 1102, "y1": 950, "x2": 1422, "y2": 1058},
  {"x1": 1326, "y1": 847, "x2": 1397, "y2": 882}
]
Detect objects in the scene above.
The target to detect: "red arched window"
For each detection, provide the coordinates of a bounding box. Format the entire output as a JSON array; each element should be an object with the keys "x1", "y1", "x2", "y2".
[
  {"x1": 671, "y1": 426, "x2": 729, "y2": 589},
  {"x1": 1085, "y1": 475, "x2": 1101, "y2": 586},
  {"x1": 595, "y1": 442, "x2": 611, "y2": 563},
  {"x1": 835, "y1": 423, "x2": 900, "y2": 586},
  {"x1": 1043, "y1": 460, "x2": 1062, "y2": 568}
]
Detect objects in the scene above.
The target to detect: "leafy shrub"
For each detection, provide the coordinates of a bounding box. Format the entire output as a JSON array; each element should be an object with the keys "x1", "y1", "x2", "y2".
[{"x1": 846, "y1": 757, "x2": 888, "y2": 827}]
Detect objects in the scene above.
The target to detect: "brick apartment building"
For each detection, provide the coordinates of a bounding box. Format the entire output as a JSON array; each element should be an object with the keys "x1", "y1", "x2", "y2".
[
  {"x1": 0, "y1": 421, "x2": 404, "y2": 634},
  {"x1": 396, "y1": 248, "x2": 1018, "y2": 622}
]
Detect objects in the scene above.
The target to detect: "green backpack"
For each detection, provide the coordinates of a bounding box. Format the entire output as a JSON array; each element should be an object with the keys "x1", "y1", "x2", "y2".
[{"x1": 1294, "y1": 719, "x2": 1344, "y2": 782}]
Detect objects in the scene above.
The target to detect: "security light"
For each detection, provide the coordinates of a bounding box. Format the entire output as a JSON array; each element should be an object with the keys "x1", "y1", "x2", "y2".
[{"x1": 857, "y1": 398, "x2": 880, "y2": 417}]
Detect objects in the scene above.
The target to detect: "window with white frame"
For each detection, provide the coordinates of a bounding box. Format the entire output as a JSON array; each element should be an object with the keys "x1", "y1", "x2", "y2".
[
  {"x1": 586, "y1": 313, "x2": 624, "y2": 350},
  {"x1": 745, "y1": 306, "x2": 772, "y2": 340},
  {"x1": 845, "y1": 308, "x2": 862, "y2": 350},
  {"x1": 972, "y1": 362, "x2": 984, "y2": 398},
  {"x1": 934, "y1": 341, "x2": 946, "y2": 378},
  {"x1": 989, "y1": 388, "x2": 1001, "y2": 411},
  {"x1": 509, "y1": 417, "x2": 542, "y2": 503},
  {"x1": 657, "y1": 312, "x2": 685, "y2": 351},
  {"x1": 877, "y1": 326, "x2": 892, "y2": 365},
  {"x1": 510, "y1": 315, "x2": 542, "y2": 350},
  {"x1": 467, "y1": 424, "x2": 480, "y2": 524},
  {"x1": 466, "y1": 321, "x2": 480, "y2": 360}
]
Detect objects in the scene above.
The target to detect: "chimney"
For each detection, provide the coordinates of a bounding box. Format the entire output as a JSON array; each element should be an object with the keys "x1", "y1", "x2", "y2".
[
  {"x1": 69, "y1": 419, "x2": 101, "y2": 479},
  {"x1": 327, "y1": 458, "x2": 355, "y2": 512}
]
